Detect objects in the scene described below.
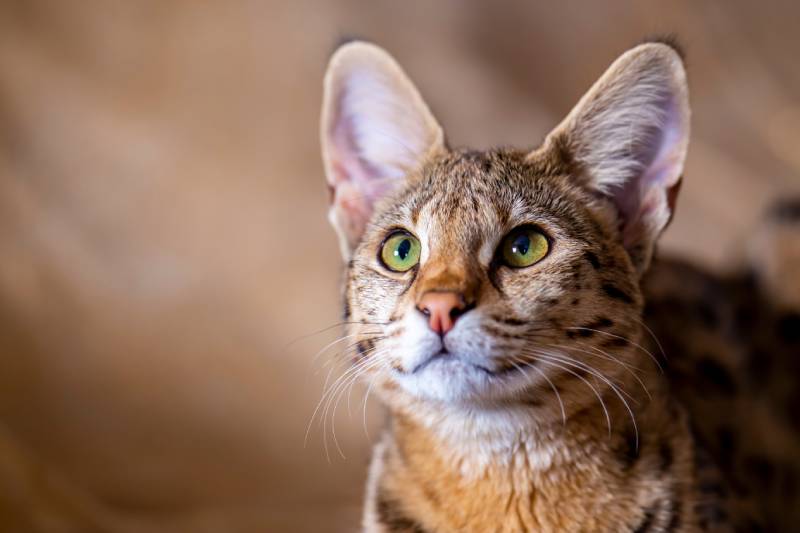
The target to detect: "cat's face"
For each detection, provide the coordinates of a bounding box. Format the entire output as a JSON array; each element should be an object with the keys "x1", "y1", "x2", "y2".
[
  {"x1": 345, "y1": 150, "x2": 643, "y2": 406},
  {"x1": 322, "y1": 42, "x2": 689, "y2": 415}
]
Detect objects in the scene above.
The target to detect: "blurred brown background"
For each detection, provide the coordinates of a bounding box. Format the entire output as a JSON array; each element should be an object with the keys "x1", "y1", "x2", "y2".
[{"x1": 0, "y1": 1, "x2": 798, "y2": 531}]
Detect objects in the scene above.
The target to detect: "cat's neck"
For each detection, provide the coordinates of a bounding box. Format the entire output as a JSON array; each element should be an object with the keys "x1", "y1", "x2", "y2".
[
  {"x1": 392, "y1": 403, "x2": 614, "y2": 484},
  {"x1": 390, "y1": 363, "x2": 659, "y2": 485}
]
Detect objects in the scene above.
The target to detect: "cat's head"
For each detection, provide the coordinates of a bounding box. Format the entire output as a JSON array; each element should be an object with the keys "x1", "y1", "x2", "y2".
[{"x1": 320, "y1": 41, "x2": 689, "y2": 415}]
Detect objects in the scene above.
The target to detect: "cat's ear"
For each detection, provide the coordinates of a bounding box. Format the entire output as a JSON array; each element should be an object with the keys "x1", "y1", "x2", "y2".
[
  {"x1": 321, "y1": 41, "x2": 445, "y2": 258},
  {"x1": 536, "y1": 42, "x2": 690, "y2": 274}
]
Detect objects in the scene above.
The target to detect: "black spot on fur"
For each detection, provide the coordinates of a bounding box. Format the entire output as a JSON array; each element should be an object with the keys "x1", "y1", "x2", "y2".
[
  {"x1": 781, "y1": 465, "x2": 800, "y2": 499},
  {"x1": 693, "y1": 445, "x2": 715, "y2": 471},
  {"x1": 591, "y1": 317, "x2": 614, "y2": 329},
  {"x1": 734, "y1": 303, "x2": 757, "y2": 332},
  {"x1": 602, "y1": 283, "x2": 634, "y2": 304},
  {"x1": 777, "y1": 312, "x2": 800, "y2": 343},
  {"x1": 696, "y1": 357, "x2": 737, "y2": 395},
  {"x1": 575, "y1": 317, "x2": 614, "y2": 338},
  {"x1": 783, "y1": 385, "x2": 800, "y2": 432},
  {"x1": 659, "y1": 441, "x2": 674, "y2": 472},
  {"x1": 356, "y1": 339, "x2": 375, "y2": 360},
  {"x1": 376, "y1": 490, "x2": 427, "y2": 533},
  {"x1": 343, "y1": 298, "x2": 351, "y2": 320},
  {"x1": 716, "y1": 426, "x2": 738, "y2": 471},
  {"x1": 745, "y1": 348, "x2": 773, "y2": 389},
  {"x1": 698, "y1": 481, "x2": 728, "y2": 498},
  {"x1": 600, "y1": 336, "x2": 629, "y2": 349},
  {"x1": 584, "y1": 250, "x2": 601, "y2": 270},
  {"x1": 633, "y1": 504, "x2": 657, "y2": 532},
  {"x1": 743, "y1": 455, "x2": 775, "y2": 490},
  {"x1": 696, "y1": 302, "x2": 720, "y2": 329},
  {"x1": 618, "y1": 424, "x2": 640, "y2": 470},
  {"x1": 493, "y1": 316, "x2": 526, "y2": 327}
]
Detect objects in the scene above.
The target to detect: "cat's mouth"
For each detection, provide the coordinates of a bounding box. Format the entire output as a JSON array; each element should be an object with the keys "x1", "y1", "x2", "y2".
[{"x1": 409, "y1": 348, "x2": 499, "y2": 376}]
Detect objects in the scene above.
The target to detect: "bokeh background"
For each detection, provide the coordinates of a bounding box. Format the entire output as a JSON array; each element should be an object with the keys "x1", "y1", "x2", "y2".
[{"x1": 1, "y1": 1, "x2": 798, "y2": 531}]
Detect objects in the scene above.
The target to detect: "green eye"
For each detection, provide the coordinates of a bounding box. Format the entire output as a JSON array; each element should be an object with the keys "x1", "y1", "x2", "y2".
[
  {"x1": 380, "y1": 231, "x2": 421, "y2": 272},
  {"x1": 500, "y1": 227, "x2": 549, "y2": 268}
]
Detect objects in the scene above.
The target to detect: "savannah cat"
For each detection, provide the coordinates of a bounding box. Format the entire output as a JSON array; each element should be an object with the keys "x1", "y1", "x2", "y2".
[{"x1": 319, "y1": 39, "x2": 800, "y2": 532}]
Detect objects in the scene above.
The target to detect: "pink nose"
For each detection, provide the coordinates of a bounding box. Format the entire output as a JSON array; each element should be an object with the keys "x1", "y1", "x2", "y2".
[{"x1": 416, "y1": 292, "x2": 469, "y2": 335}]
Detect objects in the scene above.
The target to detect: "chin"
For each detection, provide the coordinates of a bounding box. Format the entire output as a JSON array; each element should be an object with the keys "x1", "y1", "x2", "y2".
[{"x1": 394, "y1": 356, "x2": 529, "y2": 404}]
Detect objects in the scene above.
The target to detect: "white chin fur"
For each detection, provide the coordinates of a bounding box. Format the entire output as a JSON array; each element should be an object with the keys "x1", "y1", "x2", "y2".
[
  {"x1": 396, "y1": 357, "x2": 495, "y2": 402},
  {"x1": 390, "y1": 310, "x2": 541, "y2": 403}
]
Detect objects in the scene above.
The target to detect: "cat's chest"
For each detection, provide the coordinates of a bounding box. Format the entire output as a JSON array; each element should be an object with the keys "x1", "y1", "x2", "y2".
[{"x1": 367, "y1": 430, "x2": 653, "y2": 533}]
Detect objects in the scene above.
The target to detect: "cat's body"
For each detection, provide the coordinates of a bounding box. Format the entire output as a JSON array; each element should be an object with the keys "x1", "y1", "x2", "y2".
[{"x1": 319, "y1": 40, "x2": 799, "y2": 532}]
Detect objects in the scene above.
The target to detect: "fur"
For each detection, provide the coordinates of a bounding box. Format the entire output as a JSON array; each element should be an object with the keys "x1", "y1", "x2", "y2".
[{"x1": 319, "y1": 40, "x2": 795, "y2": 532}]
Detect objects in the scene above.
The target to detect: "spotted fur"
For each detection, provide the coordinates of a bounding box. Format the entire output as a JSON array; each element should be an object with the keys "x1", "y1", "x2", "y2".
[{"x1": 320, "y1": 40, "x2": 796, "y2": 531}]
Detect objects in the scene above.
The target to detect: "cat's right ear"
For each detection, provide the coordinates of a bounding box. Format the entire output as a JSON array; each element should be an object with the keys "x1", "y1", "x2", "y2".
[
  {"x1": 321, "y1": 42, "x2": 445, "y2": 259},
  {"x1": 532, "y1": 42, "x2": 690, "y2": 275}
]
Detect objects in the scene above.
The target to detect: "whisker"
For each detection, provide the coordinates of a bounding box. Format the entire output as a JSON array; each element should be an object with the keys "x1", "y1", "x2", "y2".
[
  {"x1": 361, "y1": 372, "x2": 381, "y2": 441},
  {"x1": 530, "y1": 348, "x2": 639, "y2": 450},
  {"x1": 534, "y1": 348, "x2": 635, "y2": 402},
  {"x1": 285, "y1": 320, "x2": 390, "y2": 348},
  {"x1": 326, "y1": 351, "x2": 390, "y2": 459},
  {"x1": 319, "y1": 344, "x2": 391, "y2": 457},
  {"x1": 507, "y1": 355, "x2": 567, "y2": 425},
  {"x1": 305, "y1": 342, "x2": 385, "y2": 452},
  {"x1": 554, "y1": 342, "x2": 652, "y2": 401},
  {"x1": 565, "y1": 327, "x2": 663, "y2": 373},
  {"x1": 528, "y1": 355, "x2": 612, "y2": 437},
  {"x1": 630, "y1": 315, "x2": 668, "y2": 361},
  {"x1": 315, "y1": 334, "x2": 388, "y2": 374},
  {"x1": 311, "y1": 331, "x2": 385, "y2": 367}
]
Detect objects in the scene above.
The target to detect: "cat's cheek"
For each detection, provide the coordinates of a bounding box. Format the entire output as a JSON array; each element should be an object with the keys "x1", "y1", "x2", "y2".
[{"x1": 389, "y1": 310, "x2": 441, "y2": 372}]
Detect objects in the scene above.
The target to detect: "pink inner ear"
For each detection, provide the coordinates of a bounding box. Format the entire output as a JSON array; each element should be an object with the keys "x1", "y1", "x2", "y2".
[
  {"x1": 640, "y1": 97, "x2": 684, "y2": 188},
  {"x1": 614, "y1": 94, "x2": 685, "y2": 247},
  {"x1": 328, "y1": 118, "x2": 401, "y2": 249},
  {"x1": 330, "y1": 111, "x2": 398, "y2": 197}
]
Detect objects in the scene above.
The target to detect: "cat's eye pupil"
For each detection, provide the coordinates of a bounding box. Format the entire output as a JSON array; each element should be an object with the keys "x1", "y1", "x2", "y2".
[
  {"x1": 512, "y1": 235, "x2": 530, "y2": 256},
  {"x1": 396, "y1": 239, "x2": 411, "y2": 260}
]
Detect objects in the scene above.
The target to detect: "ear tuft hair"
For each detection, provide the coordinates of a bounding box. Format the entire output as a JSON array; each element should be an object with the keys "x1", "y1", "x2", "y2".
[{"x1": 640, "y1": 34, "x2": 686, "y2": 62}]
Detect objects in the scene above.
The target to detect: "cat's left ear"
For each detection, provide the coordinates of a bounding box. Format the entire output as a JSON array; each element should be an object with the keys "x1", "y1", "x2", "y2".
[
  {"x1": 535, "y1": 42, "x2": 690, "y2": 274},
  {"x1": 321, "y1": 41, "x2": 445, "y2": 259}
]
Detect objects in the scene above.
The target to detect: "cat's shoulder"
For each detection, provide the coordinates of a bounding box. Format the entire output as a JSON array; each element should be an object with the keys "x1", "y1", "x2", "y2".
[{"x1": 642, "y1": 198, "x2": 800, "y2": 530}]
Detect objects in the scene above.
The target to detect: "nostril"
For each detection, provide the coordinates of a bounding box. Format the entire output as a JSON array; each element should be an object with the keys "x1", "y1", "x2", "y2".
[{"x1": 450, "y1": 301, "x2": 475, "y2": 321}]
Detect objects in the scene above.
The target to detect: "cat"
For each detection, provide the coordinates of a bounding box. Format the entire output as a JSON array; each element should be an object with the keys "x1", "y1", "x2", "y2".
[{"x1": 319, "y1": 38, "x2": 799, "y2": 532}]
